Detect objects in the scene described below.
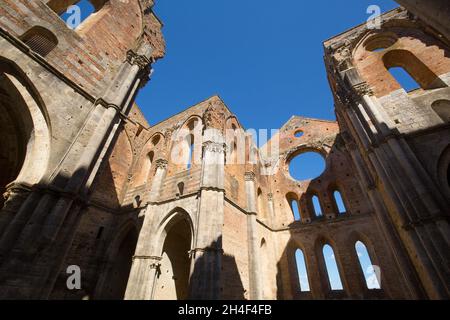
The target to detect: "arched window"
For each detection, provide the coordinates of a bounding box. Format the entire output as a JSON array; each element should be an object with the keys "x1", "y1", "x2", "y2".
[
  {"x1": 186, "y1": 135, "x2": 194, "y2": 170},
  {"x1": 312, "y1": 195, "x2": 322, "y2": 217},
  {"x1": 355, "y1": 241, "x2": 381, "y2": 289},
  {"x1": 291, "y1": 199, "x2": 301, "y2": 221},
  {"x1": 48, "y1": 0, "x2": 109, "y2": 29},
  {"x1": 257, "y1": 188, "x2": 265, "y2": 218},
  {"x1": 388, "y1": 67, "x2": 420, "y2": 92},
  {"x1": 333, "y1": 190, "x2": 347, "y2": 215},
  {"x1": 136, "y1": 151, "x2": 154, "y2": 186},
  {"x1": 322, "y1": 244, "x2": 343, "y2": 291},
  {"x1": 431, "y1": 100, "x2": 450, "y2": 123},
  {"x1": 20, "y1": 26, "x2": 58, "y2": 57},
  {"x1": 177, "y1": 182, "x2": 185, "y2": 196},
  {"x1": 295, "y1": 249, "x2": 310, "y2": 292},
  {"x1": 383, "y1": 50, "x2": 446, "y2": 91}
]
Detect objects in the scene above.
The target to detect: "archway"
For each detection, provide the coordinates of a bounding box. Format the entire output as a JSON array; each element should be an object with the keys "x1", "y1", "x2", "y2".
[
  {"x1": 0, "y1": 63, "x2": 49, "y2": 210},
  {"x1": 154, "y1": 217, "x2": 192, "y2": 300},
  {"x1": 100, "y1": 226, "x2": 138, "y2": 299}
]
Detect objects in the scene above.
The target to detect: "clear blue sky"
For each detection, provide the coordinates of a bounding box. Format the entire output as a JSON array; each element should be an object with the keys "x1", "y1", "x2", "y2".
[{"x1": 136, "y1": 0, "x2": 399, "y2": 129}]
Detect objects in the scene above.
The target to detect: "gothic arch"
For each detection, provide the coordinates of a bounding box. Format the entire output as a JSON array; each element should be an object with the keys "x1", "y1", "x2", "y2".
[
  {"x1": 313, "y1": 236, "x2": 346, "y2": 294},
  {"x1": 0, "y1": 58, "x2": 50, "y2": 209},
  {"x1": 153, "y1": 207, "x2": 194, "y2": 300},
  {"x1": 94, "y1": 220, "x2": 139, "y2": 300}
]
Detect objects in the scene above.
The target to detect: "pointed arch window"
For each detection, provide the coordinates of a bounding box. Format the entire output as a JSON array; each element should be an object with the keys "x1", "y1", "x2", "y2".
[
  {"x1": 355, "y1": 241, "x2": 381, "y2": 289},
  {"x1": 257, "y1": 188, "x2": 266, "y2": 218},
  {"x1": 388, "y1": 67, "x2": 420, "y2": 92},
  {"x1": 333, "y1": 190, "x2": 347, "y2": 215},
  {"x1": 291, "y1": 199, "x2": 301, "y2": 221},
  {"x1": 47, "y1": 0, "x2": 109, "y2": 30},
  {"x1": 295, "y1": 249, "x2": 310, "y2": 292},
  {"x1": 322, "y1": 244, "x2": 343, "y2": 291},
  {"x1": 186, "y1": 134, "x2": 194, "y2": 170},
  {"x1": 312, "y1": 195, "x2": 322, "y2": 217}
]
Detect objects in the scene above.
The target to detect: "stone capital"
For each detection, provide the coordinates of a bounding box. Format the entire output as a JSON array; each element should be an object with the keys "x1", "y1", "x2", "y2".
[
  {"x1": 353, "y1": 82, "x2": 374, "y2": 97},
  {"x1": 202, "y1": 141, "x2": 227, "y2": 154},
  {"x1": 244, "y1": 171, "x2": 256, "y2": 182},
  {"x1": 126, "y1": 50, "x2": 151, "y2": 70},
  {"x1": 155, "y1": 159, "x2": 168, "y2": 170}
]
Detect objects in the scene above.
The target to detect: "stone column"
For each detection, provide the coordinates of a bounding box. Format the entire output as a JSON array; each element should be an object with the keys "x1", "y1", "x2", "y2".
[
  {"x1": 125, "y1": 159, "x2": 168, "y2": 300},
  {"x1": 244, "y1": 171, "x2": 263, "y2": 300},
  {"x1": 189, "y1": 130, "x2": 226, "y2": 300}
]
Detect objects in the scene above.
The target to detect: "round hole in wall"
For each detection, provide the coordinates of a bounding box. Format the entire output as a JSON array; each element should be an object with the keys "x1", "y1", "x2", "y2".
[
  {"x1": 294, "y1": 130, "x2": 304, "y2": 138},
  {"x1": 288, "y1": 151, "x2": 326, "y2": 181}
]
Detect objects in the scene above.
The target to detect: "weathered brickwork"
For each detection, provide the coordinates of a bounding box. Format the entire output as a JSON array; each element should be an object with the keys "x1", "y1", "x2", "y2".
[{"x1": 0, "y1": 1, "x2": 448, "y2": 300}]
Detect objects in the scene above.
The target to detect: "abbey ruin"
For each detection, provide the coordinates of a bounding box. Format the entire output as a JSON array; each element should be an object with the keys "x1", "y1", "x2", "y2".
[{"x1": 0, "y1": 0, "x2": 449, "y2": 299}]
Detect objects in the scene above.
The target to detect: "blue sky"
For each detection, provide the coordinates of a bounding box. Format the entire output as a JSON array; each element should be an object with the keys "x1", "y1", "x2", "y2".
[{"x1": 138, "y1": 0, "x2": 399, "y2": 128}]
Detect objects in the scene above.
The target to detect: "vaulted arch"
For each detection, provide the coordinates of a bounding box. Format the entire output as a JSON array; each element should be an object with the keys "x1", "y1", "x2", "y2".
[
  {"x1": 153, "y1": 208, "x2": 194, "y2": 300},
  {"x1": 0, "y1": 58, "x2": 50, "y2": 210}
]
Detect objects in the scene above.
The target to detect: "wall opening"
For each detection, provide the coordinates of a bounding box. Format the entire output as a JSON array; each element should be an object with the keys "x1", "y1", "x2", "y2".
[
  {"x1": 355, "y1": 241, "x2": 381, "y2": 289},
  {"x1": 333, "y1": 190, "x2": 347, "y2": 215},
  {"x1": 48, "y1": 0, "x2": 109, "y2": 29},
  {"x1": 388, "y1": 67, "x2": 420, "y2": 92},
  {"x1": 431, "y1": 100, "x2": 450, "y2": 123},
  {"x1": 20, "y1": 26, "x2": 58, "y2": 57},
  {"x1": 0, "y1": 72, "x2": 32, "y2": 209},
  {"x1": 383, "y1": 49, "x2": 447, "y2": 91},
  {"x1": 257, "y1": 188, "x2": 266, "y2": 219},
  {"x1": 322, "y1": 244, "x2": 343, "y2": 291},
  {"x1": 291, "y1": 199, "x2": 301, "y2": 221},
  {"x1": 186, "y1": 136, "x2": 194, "y2": 170},
  {"x1": 136, "y1": 151, "x2": 154, "y2": 186},
  {"x1": 289, "y1": 151, "x2": 326, "y2": 181},
  {"x1": 177, "y1": 182, "x2": 185, "y2": 196},
  {"x1": 312, "y1": 195, "x2": 322, "y2": 217},
  {"x1": 295, "y1": 249, "x2": 310, "y2": 292},
  {"x1": 102, "y1": 227, "x2": 138, "y2": 299},
  {"x1": 154, "y1": 218, "x2": 192, "y2": 300}
]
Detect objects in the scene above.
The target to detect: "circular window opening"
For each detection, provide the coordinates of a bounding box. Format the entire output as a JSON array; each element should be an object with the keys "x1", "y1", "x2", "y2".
[
  {"x1": 364, "y1": 34, "x2": 398, "y2": 52},
  {"x1": 294, "y1": 130, "x2": 304, "y2": 138},
  {"x1": 289, "y1": 151, "x2": 326, "y2": 181}
]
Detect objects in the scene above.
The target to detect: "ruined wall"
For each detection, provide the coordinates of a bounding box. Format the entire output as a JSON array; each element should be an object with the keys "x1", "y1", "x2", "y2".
[{"x1": 324, "y1": 6, "x2": 450, "y2": 299}]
